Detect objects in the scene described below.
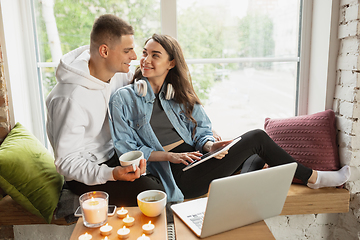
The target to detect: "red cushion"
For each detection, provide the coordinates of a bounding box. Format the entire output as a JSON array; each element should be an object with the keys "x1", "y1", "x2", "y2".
[{"x1": 264, "y1": 109, "x2": 340, "y2": 184}]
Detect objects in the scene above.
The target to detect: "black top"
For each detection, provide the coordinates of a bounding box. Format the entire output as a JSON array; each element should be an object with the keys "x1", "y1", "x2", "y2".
[{"x1": 150, "y1": 94, "x2": 182, "y2": 146}]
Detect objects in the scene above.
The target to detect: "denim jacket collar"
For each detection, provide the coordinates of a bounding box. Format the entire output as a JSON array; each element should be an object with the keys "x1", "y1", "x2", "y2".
[
  {"x1": 142, "y1": 78, "x2": 155, "y2": 103},
  {"x1": 142, "y1": 77, "x2": 168, "y2": 103}
]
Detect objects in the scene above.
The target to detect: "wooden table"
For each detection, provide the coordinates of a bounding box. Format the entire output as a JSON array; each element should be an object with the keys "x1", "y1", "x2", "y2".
[
  {"x1": 70, "y1": 207, "x2": 167, "y2": 240},
  {"x1": 173, "y1": 214, "x2": 275, "y2": 240}
]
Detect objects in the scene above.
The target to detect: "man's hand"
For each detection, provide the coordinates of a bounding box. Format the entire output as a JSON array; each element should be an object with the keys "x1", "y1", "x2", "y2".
[{"x1": 112, "y1": 159, "x2": 146, "y2": 181}]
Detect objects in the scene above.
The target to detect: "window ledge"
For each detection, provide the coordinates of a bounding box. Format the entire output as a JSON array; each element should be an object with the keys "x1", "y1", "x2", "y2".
[
  {"x1": 280, "y1": 184, "x2": 350, "y2": 215},
  {"x1": 0, "y1": 195, "x2": 71, "y2": 225},
  {"x1": 185, "y1": 183, "x2": 350, "y2": 216}
]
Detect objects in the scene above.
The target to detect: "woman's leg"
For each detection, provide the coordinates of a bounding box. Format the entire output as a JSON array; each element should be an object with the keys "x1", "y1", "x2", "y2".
[
  {"x1": 171, "y1": 129, "x2": 350, "y2": 198},
  {"x1": 229, "y1": 129, "x2": 313, "y2": 182},
  {"x1": 240, "y1": 154, "x2": 265, "y2": 174},
  {"x1": 170, "y1": 129, "x2": 313, "y2": 199},
  {"x1": 170, "y1": 142, "x2": 247, "y2": 199},
  {"x1": 232, "y1": 130, "x2": 350, "y2": 188}
]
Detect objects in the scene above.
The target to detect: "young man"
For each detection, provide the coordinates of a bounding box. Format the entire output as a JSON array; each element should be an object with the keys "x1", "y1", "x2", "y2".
[{"x1": 46, "y1": 14, "x2": 164, "y2": 206}]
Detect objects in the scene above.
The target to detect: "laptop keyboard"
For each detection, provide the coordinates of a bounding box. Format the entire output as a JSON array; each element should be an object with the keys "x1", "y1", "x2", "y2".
[{"x1": 187, "y1": 212, "x2": 204, "y2": 230}]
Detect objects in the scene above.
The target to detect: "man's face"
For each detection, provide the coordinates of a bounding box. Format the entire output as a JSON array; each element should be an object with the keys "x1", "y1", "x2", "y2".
[{"x1": 107, "y1": 35, "x2": 137, "y2": 73}]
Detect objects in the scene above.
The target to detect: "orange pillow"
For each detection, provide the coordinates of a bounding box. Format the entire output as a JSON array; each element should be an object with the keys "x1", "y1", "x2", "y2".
[{"x1": 264, "y1": 109, "x2": 340, "y2": 184}]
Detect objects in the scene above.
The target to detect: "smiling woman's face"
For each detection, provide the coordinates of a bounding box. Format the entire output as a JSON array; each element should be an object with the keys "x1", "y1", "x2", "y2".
[{"x1": 140, "y1": 39, "x2": 175, "y2": 83}]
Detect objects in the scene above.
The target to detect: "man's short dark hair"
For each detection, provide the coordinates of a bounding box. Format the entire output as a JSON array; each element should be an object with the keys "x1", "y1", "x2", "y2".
[{"x1": 90, "y1": 14, "x2": 134, "y2": 49}]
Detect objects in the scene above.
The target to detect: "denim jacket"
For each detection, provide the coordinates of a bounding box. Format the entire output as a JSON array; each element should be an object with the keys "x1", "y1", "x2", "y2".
[{"x1": 108, "y1": 78, "x2": 215, "y2": 202}]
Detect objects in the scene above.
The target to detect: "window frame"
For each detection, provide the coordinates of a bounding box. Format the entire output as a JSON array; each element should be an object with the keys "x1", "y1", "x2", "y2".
[
  {"x1": 0, "y1": 0, "x2": 47, "y2": 144},
  {"x1": 300, "y1": 0, "x2": 339, "y2": 115},
  {"x1": 0, "y1": 0, "x2": 339, "y2": 145}
]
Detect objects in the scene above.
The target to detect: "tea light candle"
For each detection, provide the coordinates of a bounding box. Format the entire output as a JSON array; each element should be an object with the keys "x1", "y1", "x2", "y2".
[
  {"x1": 123, "y1": 214, "x2": 135, "y2": 227},
  {"x1": 103, "y1": 237, "x2": 109, "y2": 240},
  {"x1": 82, "y1": 197, "x2": 107, "y2": 224},
  {"x1": 78, "y1": 232, "x2": 92, "y2": 240},
  {"x1": 100, "y1": 223, "x2": 112, "y2": 236},
  {"x1": 117, "y1": 207, "x2": 128, "y2": 218},
  {"x1": 137, "y1": 234, "x2": 150, "y2": 240},
  {"x1": 142, "y1": 221, "x2": 155, "y2": 235},
  {"x1": 117, "y1": 226, "x2": 130, "y2": 239}
]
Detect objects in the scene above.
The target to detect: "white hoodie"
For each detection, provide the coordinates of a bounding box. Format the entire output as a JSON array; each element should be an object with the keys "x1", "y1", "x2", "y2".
[{"x1": 46, "y1": 45, "x2": 132, "y2": 185}]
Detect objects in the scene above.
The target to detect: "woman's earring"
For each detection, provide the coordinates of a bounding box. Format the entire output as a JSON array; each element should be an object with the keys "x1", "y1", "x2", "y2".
[
  {"x1": 135, "y1": 79, "x2": 147, "y2": 97},
  {"x1": 165, "y1": 83, "x2": 175, "y2": 100}
]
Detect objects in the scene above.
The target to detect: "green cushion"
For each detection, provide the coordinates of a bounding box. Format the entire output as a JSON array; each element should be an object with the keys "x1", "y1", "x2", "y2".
[
  {"x1": 0, "y1": 187, "x2": 3, "y2": 199},
  {"x1": 0, "y1": 122, "x2": 64, "y2": 223}
]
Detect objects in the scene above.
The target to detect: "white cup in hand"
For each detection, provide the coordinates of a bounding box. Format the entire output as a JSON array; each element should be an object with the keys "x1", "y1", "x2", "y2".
[{"x1": 119, "y1": 151, "x2": 144, "y2": 171}]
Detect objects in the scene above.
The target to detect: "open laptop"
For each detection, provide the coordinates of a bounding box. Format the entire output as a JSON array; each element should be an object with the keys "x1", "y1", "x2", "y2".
[{"x1": 171, "y1": 162, "x2": 297, "y2": 238}]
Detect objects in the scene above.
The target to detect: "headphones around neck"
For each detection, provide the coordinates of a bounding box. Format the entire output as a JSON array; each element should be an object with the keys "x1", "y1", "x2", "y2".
[{"x1": 134, "y1": 79, "x2": 175, "y2": 100}]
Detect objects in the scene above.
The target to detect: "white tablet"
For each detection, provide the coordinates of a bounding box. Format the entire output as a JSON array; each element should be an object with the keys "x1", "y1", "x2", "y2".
[{"x1": 182, "y1": 136, "x2": 241, "y2": 171}]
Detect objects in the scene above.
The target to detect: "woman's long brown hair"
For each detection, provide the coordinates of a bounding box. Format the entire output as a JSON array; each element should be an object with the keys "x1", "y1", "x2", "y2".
[{"x1": 133, "y1": 34, "x2": 202, "y2": 137}]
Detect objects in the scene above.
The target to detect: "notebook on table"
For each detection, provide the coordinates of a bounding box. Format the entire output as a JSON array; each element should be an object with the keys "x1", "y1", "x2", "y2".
[{"x1": 171, "y1": 162, "x2": 297, "y2": 238}]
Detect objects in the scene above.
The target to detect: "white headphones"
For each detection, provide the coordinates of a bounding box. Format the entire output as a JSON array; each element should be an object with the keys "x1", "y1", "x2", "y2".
[
  {"x1": 134, "y1": 79, "x2": 147, "y2": 97},
  {"x1": 134, "y1": 79, "x2": 175, "y2": 100}
]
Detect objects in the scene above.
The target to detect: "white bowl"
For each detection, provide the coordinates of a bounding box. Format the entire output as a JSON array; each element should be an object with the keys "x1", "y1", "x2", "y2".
[{"x1": 137, "y1": 190, "x2": 167, "y2": 217}]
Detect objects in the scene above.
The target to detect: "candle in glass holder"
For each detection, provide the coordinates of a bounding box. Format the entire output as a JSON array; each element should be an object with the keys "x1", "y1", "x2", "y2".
[
  {"x1": 100, "y1": 223, "x2": 112, "y2": 236},
  {"x1": 123, "y1": 214, "x2": 135, "y2": 227},
  {"x1": 117, "y1": 226, "x2": 130, "y2": 239},
  {"x1": 117, "y1": 207, "x2": 128, "y2": 219},
  {"x1": 82, "y1": 197, "x2": 107, "y2": 224},
  {"x1": 137, "y1": 234, "x2": 150, "y2": 240},
  {"x1": 142, "y1": 221, "x2": 155, "y2": 235},
  {"x1": 78, "y1": 232, "x2": 92, "y2": 240}
]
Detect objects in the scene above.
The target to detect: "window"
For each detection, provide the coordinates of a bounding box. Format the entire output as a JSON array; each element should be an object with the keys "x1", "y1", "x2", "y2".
[
  {"x1": 33, "y1": 0, "x2": 161, "y2": 97},
  {"x1": 177, "y1": 0, "x2": 301, "y2": 138},
  {"x1": 2, "y1": 0, "x2": 307, "y2": 145}
]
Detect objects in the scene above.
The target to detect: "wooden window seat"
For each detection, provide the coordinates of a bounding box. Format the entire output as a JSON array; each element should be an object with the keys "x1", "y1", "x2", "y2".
[
  {"x1": 280, "y1": 184, "x2": 350, "y2": 215},
  {"x1": 0, "y1": 184, "x2": 349, "y2": 226},
  {"x1": 185, "y1": 184, "x2": 350, "y2": 215},
  {"x1": 175, "y1": 184, "x2": 349, "y2": 239},
  {"x1": 0, "y1": 195, "x2": 69, "y2": 226}
]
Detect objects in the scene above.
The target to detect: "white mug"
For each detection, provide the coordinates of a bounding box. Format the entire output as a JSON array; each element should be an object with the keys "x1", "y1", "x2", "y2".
[{"x1": 119, "y1": 151, "x2": 144, "y2": 170}]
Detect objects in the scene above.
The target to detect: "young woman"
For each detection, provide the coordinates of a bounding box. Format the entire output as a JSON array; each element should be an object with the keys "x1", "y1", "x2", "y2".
[{"x1": 109, "y1": 34, "x2": 350, "y2": 202}]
